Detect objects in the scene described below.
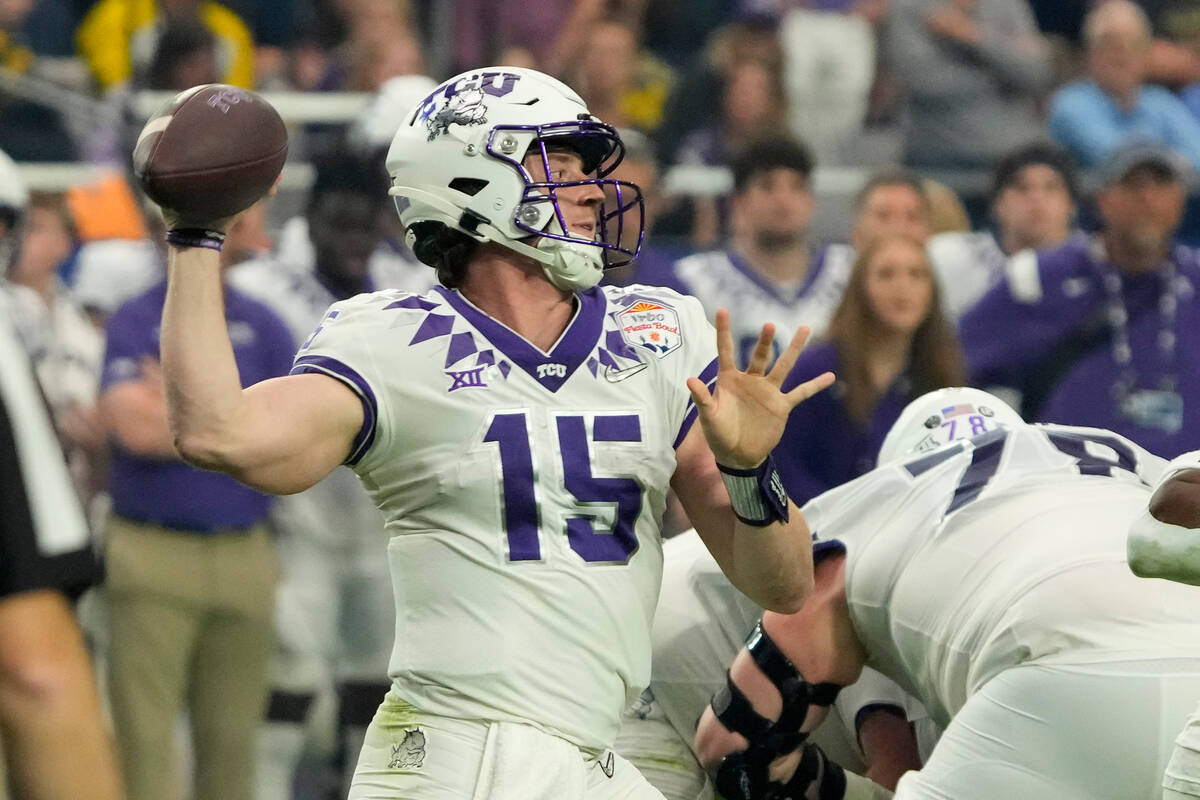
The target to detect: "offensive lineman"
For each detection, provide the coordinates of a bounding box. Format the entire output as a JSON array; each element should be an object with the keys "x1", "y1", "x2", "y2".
[
  {"x1": 1127, "y1": 452, "x2": 1200, "y2": 798},
  {"x1": 695, "y1": 387, "x2": 1200, "y2": 800},
  {"x1": 156, "y1": 67, "x2": 831, "y2": 799}
]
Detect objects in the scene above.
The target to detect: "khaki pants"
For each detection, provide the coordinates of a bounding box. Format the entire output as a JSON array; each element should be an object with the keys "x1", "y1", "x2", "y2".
[{"x1": 105, "y1": 516, "x2": 278, "y2": 800}]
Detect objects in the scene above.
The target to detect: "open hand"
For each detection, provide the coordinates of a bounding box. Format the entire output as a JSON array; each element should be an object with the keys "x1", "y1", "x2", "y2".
[{"x1": 686, "y1": 310, "x2": 834, "y2": 469}]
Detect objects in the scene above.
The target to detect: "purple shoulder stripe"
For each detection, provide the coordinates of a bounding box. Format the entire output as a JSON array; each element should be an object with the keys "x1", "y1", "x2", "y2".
[
  {"x1": 291, "y1": 355, "x2": 379, "y2": 465},
  {"x1": 673, "y1": 356, "x2": 719, "y2": 449}
]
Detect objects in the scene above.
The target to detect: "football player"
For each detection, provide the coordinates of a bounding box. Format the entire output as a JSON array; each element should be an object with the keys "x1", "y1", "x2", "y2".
[
  {"x1": 1128, "y1": 452, "x2": 1200, "y2": 798},
  {"x1": 614, "y1": 529, "x2": 937, "y2": 800},
  {"x1": 157, "y1": 67, "x2": 832, "y2": 800},
  {"x1": 696, "y1": 387, "x2": 1200, "y2": 800}
]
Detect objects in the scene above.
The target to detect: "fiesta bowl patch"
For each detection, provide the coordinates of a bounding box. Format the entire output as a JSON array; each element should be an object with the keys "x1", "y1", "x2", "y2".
[{"x1": 616, "y1": 301, "x2": 682, "y2": 358}]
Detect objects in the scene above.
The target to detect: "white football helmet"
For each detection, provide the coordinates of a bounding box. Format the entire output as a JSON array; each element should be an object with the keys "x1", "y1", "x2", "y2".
[
  {"x1": 878, "y1": 387, "x2": 1025, "y2": 465},
  {"x1": 385, "y1": 66, "x2": 644, "y2": 292}
]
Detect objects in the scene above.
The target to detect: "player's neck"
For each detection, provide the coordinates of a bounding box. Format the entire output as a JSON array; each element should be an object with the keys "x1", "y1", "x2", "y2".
[
  {"x1": 458, "y1": 249, "x2": 576, "y2": 352},
  {"x1": 734, "y1": 236, "x2": 810, "y2": 290}
]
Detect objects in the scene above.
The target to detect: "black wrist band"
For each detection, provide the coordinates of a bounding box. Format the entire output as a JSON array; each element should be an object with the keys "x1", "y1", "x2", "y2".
[
  {"x1": 165, "y1": 228, "x2": 226, "y2": 251},
  {"x1": 717, "y1": 454, "x2": 790, "y2": 527}
]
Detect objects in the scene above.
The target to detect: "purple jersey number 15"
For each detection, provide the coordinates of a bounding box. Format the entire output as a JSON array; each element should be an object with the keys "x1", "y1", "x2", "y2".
[{"x1": 484, "y1": 412, "x2": 644, "y2": 564}]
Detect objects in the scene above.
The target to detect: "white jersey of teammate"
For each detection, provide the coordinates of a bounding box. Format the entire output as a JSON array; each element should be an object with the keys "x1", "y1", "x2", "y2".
[
  {"x1": 292, "y1": 282, "x2": 719, "y2": 750},
  {"x1": 670, "y1": 243, "x2": 852, "y2": 367},
  {"x1": 806, "y1": 421, "x2": 1200, "y2": 728},
  {"x1": 925, "y1": 231, "x2": 1008, "y2": 319}
]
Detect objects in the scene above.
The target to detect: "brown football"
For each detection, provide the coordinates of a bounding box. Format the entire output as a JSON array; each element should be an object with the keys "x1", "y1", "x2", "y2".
[{"x1": 132, "y1": 84, "x2": 288, "y2": 224}]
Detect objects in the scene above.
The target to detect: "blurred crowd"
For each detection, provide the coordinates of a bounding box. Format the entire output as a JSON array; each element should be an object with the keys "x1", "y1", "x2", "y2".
[{"x1": 3, "y1": 0, "x2": 1200, "y2": 798}]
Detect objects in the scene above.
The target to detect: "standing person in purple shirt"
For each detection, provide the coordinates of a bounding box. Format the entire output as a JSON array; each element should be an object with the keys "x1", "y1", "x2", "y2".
[
  {"x1": 97, "y1": 239, "x2": 296, "y2": 800},
  {"x1": 774, "y1": 234, "x2": 966, "y2": 503},
  {"x1": 960, "y1": 140, "x2": 1200, "y2": 458}
]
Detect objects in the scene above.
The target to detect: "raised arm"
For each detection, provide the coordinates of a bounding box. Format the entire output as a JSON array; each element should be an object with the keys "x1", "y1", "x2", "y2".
[
  {"x1": 160, "y1": 244, "x2": 363, "y2": 494},
  {"x1": 673, "y1": 311, "x2": 834, "y2": 614}
]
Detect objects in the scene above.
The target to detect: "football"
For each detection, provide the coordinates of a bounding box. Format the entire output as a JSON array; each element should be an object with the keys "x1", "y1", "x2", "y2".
[
  {"x1": 1150, "y1": 468, "x2": 1200, "y2": 529},
  {"x1": 132, "y1": 84, "x2": 288, "y2": 225}
]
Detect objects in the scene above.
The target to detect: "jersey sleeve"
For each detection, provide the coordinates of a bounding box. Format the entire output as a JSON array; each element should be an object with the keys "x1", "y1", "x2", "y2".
[
  {"x1": 658, "y1": 289, "x2": 719, "y2": 449},
  {"x1": 289, "y1": 292, "x2": 394, "y2": 466}
]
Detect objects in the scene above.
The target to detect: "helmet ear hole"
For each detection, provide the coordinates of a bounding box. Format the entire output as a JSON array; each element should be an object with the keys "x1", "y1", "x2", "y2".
[{"x1": 449, "y1": 178, "x2": 488, "y2": 196}]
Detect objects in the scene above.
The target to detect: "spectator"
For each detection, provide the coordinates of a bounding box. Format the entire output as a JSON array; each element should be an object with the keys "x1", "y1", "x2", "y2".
[
  {"x1": 672, "y1": 55, "x2": 790, "y2": 246},
  {"x1": 76, "y1": 0, "x2": 255, "y2": 91},
  {"x1": 98, "y1": 237, "x2": 295, "y2": 800},
  {"x1": 640, "y1": 137, "x2": 849, "y2": 367},
  {"x1": 0, "y1": 316, "x2": 120, "y2": 800},
  {"x1": 7, "y1": 193, "x2": 107, "y2": 509},
  {"x1": 570, "y1": 17, "x2": 674, "y2": 133},
  {"x1": 451, "y1": 0, "x2": 620, "y2": 75},
  {"x1": 886, "y1": 0, "x2": 1051, "y2": 169},
  {"x1": 226, "y1": 157, "x2": 396, "y2": 798},
  {"x1": 779, "y1": 0, "x2": 887, "y2": 164},
  {"x1": 1136, "y1": 0, "x2": 1200, "y2": 89},
  {"x1": 774, "y1": 234, "x2": 965, "y2": 503},
  {"x1": 928, "y1": 141, "x2": 1082, "y2": 318},
  {"x1": 674, "y1": 55, "x2": 789, "y2": 169},
  {"x1": 849, "y1": 167, "x2": 935, "y2": 251},
  {"x1": 1048, "y1": 0, "x2": 1200, "y2": 172},
  {"x1": 655, "y1": 15, "x2": 784, "y2": 166},
  {"x1": 960, "y1": 140, "x2": 1200, "y2": 457},
  {"x1": 144, "y1": 18, "x2": 221, "y2": 90}
]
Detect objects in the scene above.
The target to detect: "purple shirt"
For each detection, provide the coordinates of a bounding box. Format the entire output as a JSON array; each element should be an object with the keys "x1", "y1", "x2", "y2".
[
  {"x1": 960, "y1": 238, "x2": 1200, "y2": 458},
  {"x1": 773, "y1": 342, "x2": 914, "y2": 503},
  {"x1": 101, "y1": 282, "x2": 295, "y2": 531}
]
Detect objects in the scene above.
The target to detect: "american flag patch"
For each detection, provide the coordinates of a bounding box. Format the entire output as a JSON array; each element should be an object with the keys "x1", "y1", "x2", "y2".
[{"x1": 941, "y1": 403, "x2": 975, "y2": 418}]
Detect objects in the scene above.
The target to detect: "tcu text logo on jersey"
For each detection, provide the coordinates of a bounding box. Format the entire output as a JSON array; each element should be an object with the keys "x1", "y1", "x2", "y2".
[{"x1": 537, "y1": 363, "x2": 567, "y2": 379}]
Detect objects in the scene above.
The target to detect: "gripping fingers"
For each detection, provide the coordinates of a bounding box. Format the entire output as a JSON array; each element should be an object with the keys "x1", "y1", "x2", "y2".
[{"x1": 784, "y1": 371, "x2": 836, "y2": 407}]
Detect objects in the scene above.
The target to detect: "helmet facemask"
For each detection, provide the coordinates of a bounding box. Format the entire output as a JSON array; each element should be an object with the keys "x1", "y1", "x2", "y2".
[{"x1": 486, "y1": 121, "x2": 644, "y2": 290}]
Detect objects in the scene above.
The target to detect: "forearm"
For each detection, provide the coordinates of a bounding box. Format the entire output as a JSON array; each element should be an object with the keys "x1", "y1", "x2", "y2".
[
  {"x1": 729, "y1": 509, "x2": 814, "y2": 613},
  {"x1": 160, "y1": 246, "x2": 252, "y2": 470}
]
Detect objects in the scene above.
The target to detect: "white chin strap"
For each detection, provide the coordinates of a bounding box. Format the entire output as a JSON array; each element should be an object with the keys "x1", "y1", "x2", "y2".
[{"x1": 488, "y1": 215, "x2": 605, "y2": 292}]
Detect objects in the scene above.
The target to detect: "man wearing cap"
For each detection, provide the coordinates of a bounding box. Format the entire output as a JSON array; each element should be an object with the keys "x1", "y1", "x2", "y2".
[
  {"x1": 960, "y1": 141, "x2": 1200, "y2": 458},
  {"x1": 1048, "y1": 0, "x2": 1200, "y2": 172},
  {"x1": 927, "y1": 142, "x2": 1083, "y2": 319}
]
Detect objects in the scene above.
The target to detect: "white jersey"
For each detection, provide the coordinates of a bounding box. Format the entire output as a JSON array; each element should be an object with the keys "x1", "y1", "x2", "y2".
[
  {"x1": 292, "y1": 283, "x2": 719, "y2": 750},
  {"x1": 926, "y1": 231, "x2": 1007, "y2": 319},
  {"x1": 804, "y1": 423, "x2": 1200, "y2": 728},
  {"x1": 228, "y1": 256, "x2": 388, "y2": 549},
  {"x1": 671, "y1": 244, "x2": 852, "y2": 367}
]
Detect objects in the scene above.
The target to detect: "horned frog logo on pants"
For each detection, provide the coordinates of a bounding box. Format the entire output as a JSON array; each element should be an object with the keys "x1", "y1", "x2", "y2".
[{"x1": 389, "y1": 728, "x2": 427, "y2": 769}]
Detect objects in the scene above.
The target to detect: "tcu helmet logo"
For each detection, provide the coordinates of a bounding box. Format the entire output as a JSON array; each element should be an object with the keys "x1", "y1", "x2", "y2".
[
  {"x1": 536, "y1": 363, "x2": 567, "y2": 379},
  {"x1": 417, "y1": 71, "x2": 521, "y2": 141}
]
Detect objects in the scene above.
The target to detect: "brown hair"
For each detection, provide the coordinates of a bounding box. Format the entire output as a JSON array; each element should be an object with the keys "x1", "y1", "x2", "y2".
[
  {"x1": 826, "y1": 235, "x2": 966, "y2": 425},
  {"x1": 408, "y1": 221, "x2": 478, "y2": 289}
]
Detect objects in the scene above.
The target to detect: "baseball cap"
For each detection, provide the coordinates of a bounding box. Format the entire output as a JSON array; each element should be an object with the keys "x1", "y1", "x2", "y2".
[{"x1": 1101, "y1": 140, "x2": 1195, "y2": 189}]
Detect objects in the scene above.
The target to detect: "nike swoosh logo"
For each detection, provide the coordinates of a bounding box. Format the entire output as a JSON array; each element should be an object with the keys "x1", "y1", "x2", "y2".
[
  {"x1": 600, "y1": 751, "x2": 614, "y2": 778},
  {"x1": 603, "y1": 363, "x2": 648, "y2": 383}
]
